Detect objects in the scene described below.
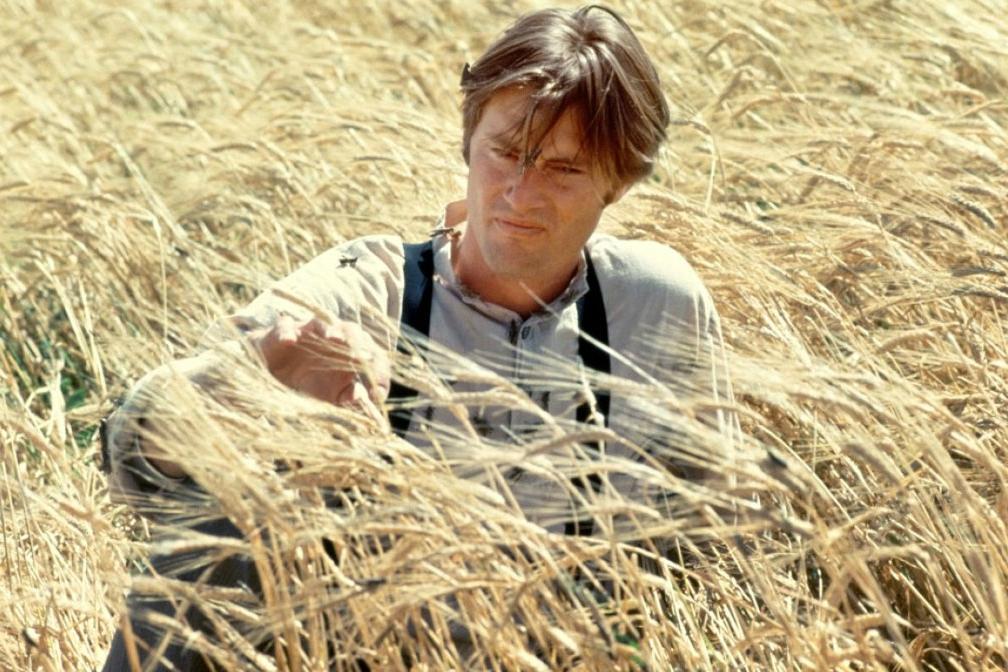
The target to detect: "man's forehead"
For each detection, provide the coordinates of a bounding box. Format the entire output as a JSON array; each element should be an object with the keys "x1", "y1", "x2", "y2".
[{"x1": 481, "y1": 88, "x2": 591, "y2": 162}]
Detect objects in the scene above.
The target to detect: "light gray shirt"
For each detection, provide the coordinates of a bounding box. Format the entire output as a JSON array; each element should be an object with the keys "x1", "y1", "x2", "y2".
[{"x1": 106, "y1": 227, "x2": 736, "y2": 532}]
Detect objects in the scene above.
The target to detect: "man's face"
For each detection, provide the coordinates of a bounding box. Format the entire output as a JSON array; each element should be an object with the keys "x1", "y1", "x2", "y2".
[{"x1": 459, "y1": 87, "x2": 621, "y2": 298}]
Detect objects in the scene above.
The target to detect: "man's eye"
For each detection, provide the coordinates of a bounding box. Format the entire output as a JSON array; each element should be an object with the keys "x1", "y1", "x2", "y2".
[
  {"x1": 551, "y1": 165, "x2": 583, "y2": 175},
  {"x1": 492, "y1": 146, "x2": 518, "y2": 160}
]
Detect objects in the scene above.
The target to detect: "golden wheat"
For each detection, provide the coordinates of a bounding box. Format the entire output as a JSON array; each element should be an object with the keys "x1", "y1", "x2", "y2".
[{"x1": 2, "y1": 0, "x2": 1007, "y2": 670}]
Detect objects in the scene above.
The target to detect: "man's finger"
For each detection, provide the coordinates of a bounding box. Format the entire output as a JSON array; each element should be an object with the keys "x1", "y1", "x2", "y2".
[
  {"x1": 340, "y1": 379, "x2": 387, "y2": 427},
  {"x1": 277, "y1": 313, "x2": 299, "y2": 342},
  {"x1": 253, "y1": 315, "x2": 292, "y2": 365},
  {"x1": 299, "y1": 321, "x2": 354, "y2": 364}
]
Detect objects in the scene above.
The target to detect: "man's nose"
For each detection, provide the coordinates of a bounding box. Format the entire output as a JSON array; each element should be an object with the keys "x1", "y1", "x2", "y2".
[{"x1": 503, "y1": 165, "x2": 545, "y2": 211}]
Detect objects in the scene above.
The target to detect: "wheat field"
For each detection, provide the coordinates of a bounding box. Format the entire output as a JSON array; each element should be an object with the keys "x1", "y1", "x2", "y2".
[{"x1": 2, "y1": 0, "x2": 1007, "y2": 670}]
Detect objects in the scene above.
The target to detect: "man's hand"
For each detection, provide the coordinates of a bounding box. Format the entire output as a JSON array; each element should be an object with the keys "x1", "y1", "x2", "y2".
[
  {"x1": 137, "y1": 315, "x2": 391, "y2": 480},
  {"x1": 252, "y1": 314, "x2": 392, "y2": 417}
]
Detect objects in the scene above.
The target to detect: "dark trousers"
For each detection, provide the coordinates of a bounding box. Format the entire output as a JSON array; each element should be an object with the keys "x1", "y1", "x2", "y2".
[
  {"x1": 100, "y1": 518, "x2": 385, "y2": 672},
  {"x1": 101, "y1": 516, "x2": 261, "y2": 672}
]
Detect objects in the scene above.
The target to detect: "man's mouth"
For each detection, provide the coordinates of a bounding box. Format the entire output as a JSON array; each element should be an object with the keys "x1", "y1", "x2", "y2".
[{"x1": 495, "y1": 217, "x2": 543, "y2": 235}]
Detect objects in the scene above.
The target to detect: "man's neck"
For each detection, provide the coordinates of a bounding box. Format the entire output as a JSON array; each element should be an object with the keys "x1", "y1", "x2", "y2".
[{"x1": 449, "y1": 235, "x2": 578, "y2": 318}]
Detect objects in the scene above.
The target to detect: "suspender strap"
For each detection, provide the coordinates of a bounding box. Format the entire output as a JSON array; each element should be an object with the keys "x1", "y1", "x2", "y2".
[
  {"x1": 566, "y1": 252, "x2": 610, "y2": 536},
  {"x1": 575, "y1": 253, "x2": 611, "y2": 425},
  {"x1": 388, "y1": 240, "x2": 610, "y2": 537},
  {"x1": 387, "y1": 240, "x2": 434, "y2": 436}
]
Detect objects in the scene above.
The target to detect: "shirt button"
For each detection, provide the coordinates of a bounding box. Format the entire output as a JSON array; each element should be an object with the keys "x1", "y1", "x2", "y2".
[{"x1": 521, "y1": 326, "x2": 532, "y2": 339}]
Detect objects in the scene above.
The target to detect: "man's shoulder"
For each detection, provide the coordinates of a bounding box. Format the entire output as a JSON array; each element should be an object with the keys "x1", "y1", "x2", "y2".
[
  {"x1": 586, "y1": 234, "x2": 707, "y2": 298},
  {"x1": 326, "y1": 233, "x2": 406, "y2": 262},
  {"x1": 294, "y1": 234, "x2": 408, "y2": 283},
  {"x1": 586, "y1": 236, "x2": 719, "y2": 350},
  {"x1": 254, "y1": 234, "x2": 408, "y2": 315}
]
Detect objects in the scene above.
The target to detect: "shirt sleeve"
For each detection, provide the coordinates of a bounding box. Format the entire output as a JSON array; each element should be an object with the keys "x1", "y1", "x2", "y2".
[
  {"x1": 219, "y1": 234, "x2": 405, "y2": 348},
  {"x1": 103, "y1": 351, "x2": 222, "y2": 514},
  {"x1": 589, "y1": 237, "x2": 739, "y2": 535},
  {"x1": 691, "y1": 280, "x2": 741, "y2": 450},
  {"x1": 636, "y1": 246, "x2": 739, "y2": 473},
  {"x1": 103, "y1": 235, "x2": 406, "y2": 513}
]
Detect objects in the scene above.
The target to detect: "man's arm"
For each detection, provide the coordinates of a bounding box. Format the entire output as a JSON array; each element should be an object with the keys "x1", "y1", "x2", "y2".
[
  {"x1": 103, "y1": 235, "x2": 406, "y2": 507},
  {"x1": 589, "y1": 237, "x2": 740, "y2": 547},
  {"x1": 104, "y1": 317, "x2": 390, "y2": 484}
]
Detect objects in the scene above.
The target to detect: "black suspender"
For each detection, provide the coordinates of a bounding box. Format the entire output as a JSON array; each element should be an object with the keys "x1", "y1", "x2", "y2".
[
  {"x1": 567, "y1": 252, "x2": 609, "y2": 536},
  {"x1": 387, "y1": 240, "x2": 610, "y2": 535},
  {"x1": 387, "y1": 240, "x2": 435, "y2": 436},
  {"x1": 574, "y1": 252, "x2": 611, "y2": 426}
]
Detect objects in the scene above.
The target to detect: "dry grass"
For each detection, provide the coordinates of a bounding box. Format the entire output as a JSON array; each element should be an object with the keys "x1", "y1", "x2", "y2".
[{"x1": 2, "y1": 0, "x2": 1007, "y2": 669}]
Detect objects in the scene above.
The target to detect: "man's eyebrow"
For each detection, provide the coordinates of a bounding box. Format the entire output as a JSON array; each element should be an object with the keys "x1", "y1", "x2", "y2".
[
  {"x1": 485, "y1": 130, "x2": 589, "y2": 167},
  {"x1": 542, "y1": 155, "x2": 588, "y2": 166},
  {"x1": 487, "y1": 130, "x2": 522, "y2": 148}
]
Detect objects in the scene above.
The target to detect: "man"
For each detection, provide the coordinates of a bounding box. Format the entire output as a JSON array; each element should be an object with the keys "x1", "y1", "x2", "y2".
[{"x1": 102, "y1": 5, "x2": 736, "y2": 669}]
